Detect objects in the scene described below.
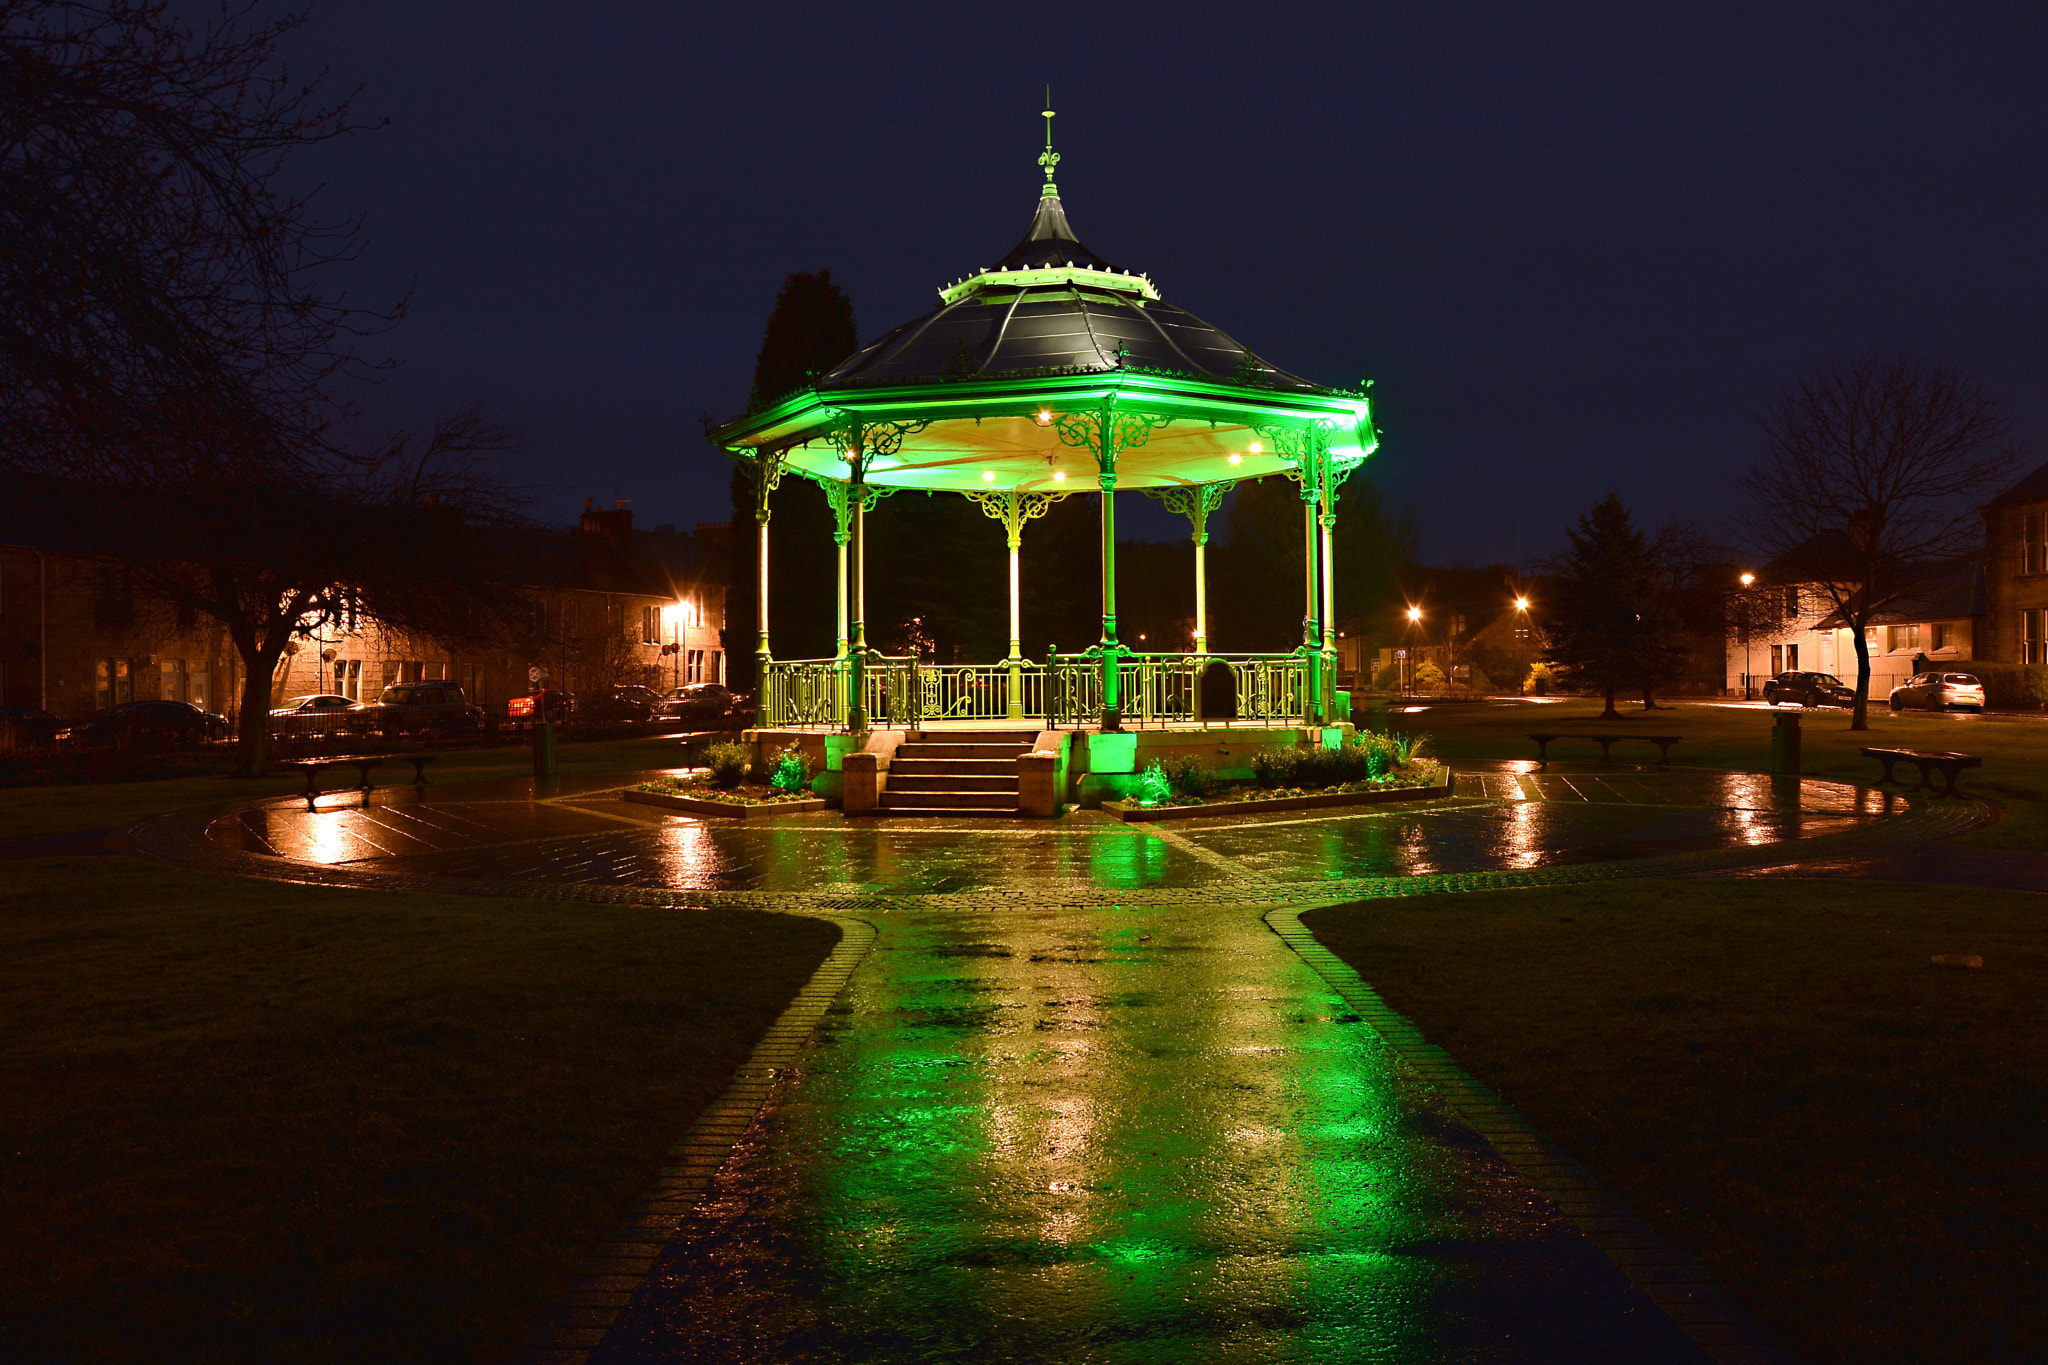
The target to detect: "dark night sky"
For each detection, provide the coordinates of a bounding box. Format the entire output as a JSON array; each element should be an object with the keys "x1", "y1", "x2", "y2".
[{"x1": 280, "y1": 1, "x2": 2048, "y2": 564}]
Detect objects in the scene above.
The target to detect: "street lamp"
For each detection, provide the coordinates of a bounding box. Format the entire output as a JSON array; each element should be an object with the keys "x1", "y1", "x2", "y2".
[{"x1": 1738, "y1": 573, "x2": 1757, "y2": 700}]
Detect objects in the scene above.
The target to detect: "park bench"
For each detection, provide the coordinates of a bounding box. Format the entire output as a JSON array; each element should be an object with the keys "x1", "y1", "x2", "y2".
[
  {"x1": 278, "y1": 753, "x2": 437, "y2": 810},
  {"x1": 1861, "y1": 746, "x2": 1981, "y2": 797},
  {"x1": 1528, "y1": 732, "x2": 1682, "y2": 768}
]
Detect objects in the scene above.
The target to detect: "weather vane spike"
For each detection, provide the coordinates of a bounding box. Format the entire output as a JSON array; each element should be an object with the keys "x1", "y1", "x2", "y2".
[{"x1": 1038, "y1": 87, "x2": 1060, "y2": 198}]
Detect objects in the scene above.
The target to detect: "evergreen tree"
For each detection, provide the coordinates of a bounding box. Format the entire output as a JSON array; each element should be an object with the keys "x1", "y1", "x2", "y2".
[
  {"x1": 1539, "y1": 493, "x2": 1683, "y2": 718},
  {"x1": 723, "y1": 271, "x2": 858, "y2": 690}
]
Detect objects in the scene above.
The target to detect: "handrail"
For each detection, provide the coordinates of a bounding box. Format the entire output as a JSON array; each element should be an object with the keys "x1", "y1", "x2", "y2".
[{"x1": 764, "y1": 649, "x2": 1314, "y2": 729}]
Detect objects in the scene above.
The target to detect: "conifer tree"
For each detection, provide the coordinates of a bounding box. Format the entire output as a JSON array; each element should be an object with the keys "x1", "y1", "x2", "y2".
[{"x1": 1539, "y1": 493, "x2": 1683, "y2": 718}]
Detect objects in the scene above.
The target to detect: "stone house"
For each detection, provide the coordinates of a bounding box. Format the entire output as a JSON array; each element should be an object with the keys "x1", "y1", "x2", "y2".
[
  {"x1": 1726, "y1": 561, "x2": 1982, "y2": 696},
  {"x1": 0, "y1": 501, "x2": 727, "y2": 718},
  {"x1": 1981, "y1": 460, "x2": 2048, "y2": 664}
]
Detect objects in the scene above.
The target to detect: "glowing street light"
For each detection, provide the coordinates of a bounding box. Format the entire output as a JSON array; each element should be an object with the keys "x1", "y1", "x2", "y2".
[
  {"x1": 1738, "y1": 572, "x2": 1758, "y2": 698},
  {"x1": 1740, "y1": 572, "x2": 1756, "y2": 587},
  {"x1": 1407, "y1": 606, "x2": 1422, "y2": 623},
  {"x1": 1514, "y1": 596, "x2": 1530, "y2": 611}
]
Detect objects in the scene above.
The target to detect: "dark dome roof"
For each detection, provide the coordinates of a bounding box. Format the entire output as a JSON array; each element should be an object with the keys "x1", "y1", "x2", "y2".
[{"x1": 819, "y1": 193, "x2": 1325, "y2": 395}]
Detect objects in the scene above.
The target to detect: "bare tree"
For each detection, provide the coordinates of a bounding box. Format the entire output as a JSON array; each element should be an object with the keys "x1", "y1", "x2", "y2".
[{"x1": 1742, "y1": 353, "x2": 2021, "y2": 729}]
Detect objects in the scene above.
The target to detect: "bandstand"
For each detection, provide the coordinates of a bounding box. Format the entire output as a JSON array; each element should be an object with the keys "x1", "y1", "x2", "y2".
[{"x1": 707, "y1": 112, "x2": 1380, "y2": 811}]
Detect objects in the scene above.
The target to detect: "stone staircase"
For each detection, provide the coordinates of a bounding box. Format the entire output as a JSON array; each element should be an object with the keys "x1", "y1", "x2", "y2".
[{"x1": 878, "y1": 729, "x2": 1036, "y2": 815}]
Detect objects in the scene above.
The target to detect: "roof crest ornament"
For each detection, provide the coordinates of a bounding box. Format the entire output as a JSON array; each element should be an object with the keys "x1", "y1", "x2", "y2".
[{"x1": 1038, "y1": 88, "x2": 1060, "y2": 200}]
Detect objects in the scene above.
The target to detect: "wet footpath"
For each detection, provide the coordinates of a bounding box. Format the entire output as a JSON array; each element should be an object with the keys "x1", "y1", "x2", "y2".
[
  {"x1": 590, "y1": 894, "x2": 1709, "y2": 1364},
  {"x1": 152, "y1": 764, "x2": 1972, "y2": 1361}
]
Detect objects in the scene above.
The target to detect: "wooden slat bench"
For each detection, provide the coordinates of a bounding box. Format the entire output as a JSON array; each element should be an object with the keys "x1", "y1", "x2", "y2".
[
  {"x1": 1528, "y1": 732, "x2": 1683, "y2": 768},
  {"x1": 1862, "y1": 746, "x2": 1981, "y2": 797},
  {"x1": 278, "y1": 753, "x2": 437, "y2": 810}
]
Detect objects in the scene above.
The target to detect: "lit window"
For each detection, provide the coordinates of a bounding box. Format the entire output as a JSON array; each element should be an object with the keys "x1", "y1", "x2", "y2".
[{"x1": 2026, "y1": 512, "x2": 2047, "y2": 575}]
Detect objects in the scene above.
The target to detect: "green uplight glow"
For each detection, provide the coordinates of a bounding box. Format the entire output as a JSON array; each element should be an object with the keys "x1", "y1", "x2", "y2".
[{"x1": 1136, "y1": 761, "x2": 1172, "y2": 806}]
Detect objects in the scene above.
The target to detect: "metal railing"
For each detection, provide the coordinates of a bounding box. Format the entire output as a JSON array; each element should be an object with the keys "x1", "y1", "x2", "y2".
[{"x1": 761, "y1": 649, "x2": 1315, "y2": 729}]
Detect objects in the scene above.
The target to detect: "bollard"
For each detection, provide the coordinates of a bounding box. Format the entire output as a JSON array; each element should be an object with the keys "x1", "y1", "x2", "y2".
[
  {"x1": 1771, "y1": 710, "x2": 1801, "y2": 775},
  {"x1": 532, "y1": 720, "x2": 558, "y2": 777}
]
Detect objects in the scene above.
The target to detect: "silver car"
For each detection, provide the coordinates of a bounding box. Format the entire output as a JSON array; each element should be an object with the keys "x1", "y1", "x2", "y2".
[{"x1": 1887, "y1": 672, "x2": 1985, "y2": 713}]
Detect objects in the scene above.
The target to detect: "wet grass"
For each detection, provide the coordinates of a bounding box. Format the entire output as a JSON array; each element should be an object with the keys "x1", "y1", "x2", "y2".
[
  {"x1": 1404, "y1": 696, "x2": 2048, "y2": 849},
  {"x1": 0, "y1": 732, "x2": 703, "y2": 844},
  {"x1": 1303, "y1": 878, "x2": 2048, "y2": 1365},
  {"x1": 0, "y1": 856, "x2": 837, "y2": 1363}
]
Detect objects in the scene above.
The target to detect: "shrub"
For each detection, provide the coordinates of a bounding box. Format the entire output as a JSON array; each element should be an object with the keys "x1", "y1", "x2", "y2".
[
  {"x1": 1136, "y1": 761, "x2": 1173, "y2": 804},
  {"x1": 1526, "y1": 661, "x2": 1557, "y2": 696},
  {"x1": 1249, "y1": 746, "x2": 1300, "y2": 789},
  {"x1": 768, "y1": 743, "x2": 817, "y2": 794},
  {"x1": 1372, "y1": 662, "x2": 1401, "y2": 690},
  {"x1": 1952, "y1": 663, "x2": 2048, "y2": 711},
  {"x1": 1412, "y1": 660, "x2": 1446, "y2": 691},
  {"x1": 703, "y1": 741, "x2": 750, "y2": 789},
  {"x1": 1160, "y1": 753, "x2": 1213, "y2": 799}
]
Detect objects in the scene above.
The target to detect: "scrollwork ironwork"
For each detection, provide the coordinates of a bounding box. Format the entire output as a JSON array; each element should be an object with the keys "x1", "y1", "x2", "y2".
[
  {"x1": 1140, "y1": 481, "x2": 1231, "y2": 545},
  {"x1": 964, "y1": 488, "x2": 1069, "y2": 548}
]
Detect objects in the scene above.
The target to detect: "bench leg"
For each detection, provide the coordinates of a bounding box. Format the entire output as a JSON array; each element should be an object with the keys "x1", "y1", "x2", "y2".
[
  {"x1": 1906, "y1": 760, "x2": 1935, "y2": 793},
  {"x1": 1939, "y1": 766, "x2": 1962, "y2": 798},
  {"x1": 411, "y1": 760, "x2": 431, "y2": 785},
  {"x1": 1532, "y1": 739, "x2": 1550, "y2": 769},
  {"x1": 1873, "y1": 755, "x2": 1899, "y2": 784},
  {"x1": 1653, "y1": 740, "x2": 1675, "y2": 765},
  {"x1": 302, "y1": 774, "x2": 321, "y2": 812},
  {"x1": 1597, "y1": 739, "x2": 1615, "y2": 761}
]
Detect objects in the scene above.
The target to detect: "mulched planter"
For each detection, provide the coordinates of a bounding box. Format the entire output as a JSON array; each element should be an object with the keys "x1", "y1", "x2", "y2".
[
  {"x1": 623, "y1": 789, "x2": 828, "y2": 819},
  {"x1": 1103, "y1": 772, "x2": 1454, "y2": 822}
]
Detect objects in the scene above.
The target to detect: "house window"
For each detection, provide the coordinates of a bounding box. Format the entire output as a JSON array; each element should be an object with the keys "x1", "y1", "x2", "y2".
[
  {"x1": 641, "y1": 605, "x2": 661, "y2": 644},
  {"x1": 94, "y1": 571, "x2": 133, "y2": 626},
  {"x1": 95, "y1": 658, "x2": 132, "y2": 710},
  {"x1": 2024, "y1": 610, "x2": 2046, "y2": 665},
  {"x1": 1783, "y1": 587, "x2": 1800, "y2": 617},
  {"x1": 686, "y1": 648, "x2": 705, "y2": 683},
  {"x1": 711, "y1": 650, "x2": 724, "y2": 683},
  {"x1": 1769, "y1": 644, "x2": 1783, "y2": 674},
  {"x1": 606, "y1": 601, "x2": 624, "y2": 635},
  {"x1": 1888, "y1": 624, "x2": 1920, "y2": 652},
  {"x1": 1932, "y1": 622, "x2": 1953, "y2": 651},
  {"x1": 2025, "y1": 512, "x2": 2047, "y2": 575}
]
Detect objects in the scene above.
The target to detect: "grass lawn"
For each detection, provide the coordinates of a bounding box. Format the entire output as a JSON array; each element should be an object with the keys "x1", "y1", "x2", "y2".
[
  {"x1": 0, "y1": 732, "x2": 702, "y2": 844},
  {"x1": 1303, "y1": 879, "x2": 2047, "y2": 1365},
  {"x1": 0, "y1": 856, "x2": 838, "y2": 1363},
  {"x1": 1396, "y1": 695, "x2": 2048, "y2": 849}
]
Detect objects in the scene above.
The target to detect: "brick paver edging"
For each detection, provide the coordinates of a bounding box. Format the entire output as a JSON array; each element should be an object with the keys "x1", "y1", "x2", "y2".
[
  {"x1": 508, "y1": 911, "x2": 877, "y2": 1365},
  {"x1": 1268, "y1": 904, "x2": 1801, "y2": 1365}
]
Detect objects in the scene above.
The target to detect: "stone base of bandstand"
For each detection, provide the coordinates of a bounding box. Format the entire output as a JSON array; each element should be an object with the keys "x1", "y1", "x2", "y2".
[{"x1": 740, "y1": 719, "x2": 1357, "y2": 815}]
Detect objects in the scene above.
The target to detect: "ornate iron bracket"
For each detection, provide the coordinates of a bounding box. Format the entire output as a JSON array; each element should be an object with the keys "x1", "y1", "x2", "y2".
[
  {"x1": 1140, "y1": 481, "x2": 1231, "y2": 546},
  {"x1": 1053, "y1": 403, "x2": 1171, "y2": 477},
  {"x1": 965, "y1": 488, "x2": 1069, "y2": 549}
]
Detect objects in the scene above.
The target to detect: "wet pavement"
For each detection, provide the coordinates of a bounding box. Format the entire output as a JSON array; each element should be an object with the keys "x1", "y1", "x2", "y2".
[
  {"x1": 590, "y1": 896, "x2": 1710, "y2": 1364},
  {"x1": 202, "y1": 766, "x2": 1901, "y2": 896},
  {"x1": 158, "y1": 763, "x2": 1965, "y2": 1361}
]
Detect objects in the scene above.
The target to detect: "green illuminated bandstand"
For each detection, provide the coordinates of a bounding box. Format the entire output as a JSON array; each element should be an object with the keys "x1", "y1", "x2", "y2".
[{"x1": 708, "y1": 111, "x2": 1378, "y2": 734}]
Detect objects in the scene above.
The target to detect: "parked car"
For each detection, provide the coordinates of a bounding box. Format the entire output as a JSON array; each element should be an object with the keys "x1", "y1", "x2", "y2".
[
  {"x1": 269, "y1": 693, "x2": 366, "y2": 735},
  {"x1": 508, "y1": 688, "x2": 573, "y2": 723},
  {"x1": 1888, "y1": 672, "x2": 1986, "y2": 713},
  {"x1": 1763, "y1": 671, "x2": 1854, "y2": 708},
  {"x1": 0, "y1": 705, "x2": 59, "y2": 755},
  {"x1": 590, "y1": 685, "x2": 662, "y2": 723},
  {"x1": 61, "y1": 699, "x2": 229, "y2": 750},
  {"x1": 357, "y1": 680, "x2": 483, "y2": 736},
  {"x1": 650, "y1": 683, "x2": 747, "y2": 729}
]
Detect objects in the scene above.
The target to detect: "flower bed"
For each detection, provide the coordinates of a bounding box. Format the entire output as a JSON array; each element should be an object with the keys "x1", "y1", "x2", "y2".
[
  {"x1": 623, "y1": 776, "x2": 826, "y2": 818},
  {"x1": 1104, "y1": 761, "x2": 1451, "y2": 821}
]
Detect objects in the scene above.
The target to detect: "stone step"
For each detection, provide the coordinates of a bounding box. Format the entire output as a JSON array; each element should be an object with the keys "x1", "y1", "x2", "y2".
[
  {"x1": 887, "y1": 773, "x2": 1020, "y2": 794},
  {"x1": 878, "y1": 789, "x2": 1021, "y2": 810},
  {"x1": 890, "y1": 756, "x2": 1017, "y2": 777},
  {"x1": 895, "y1": 742, "x2": 1032, "y2": 762},
  {"x1": 871, "y1": 805, "x2": 1022, "y2": 817},
  {"x1": 908, "y1": 730, "x2": 1038, "y2": 746}
]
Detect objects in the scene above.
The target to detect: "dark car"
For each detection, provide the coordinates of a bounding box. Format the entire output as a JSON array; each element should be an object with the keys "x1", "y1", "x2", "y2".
[
  {"x1": 590, "y1": 685, "x2": 662, "y2": 723},
  {"x1": 1763, "y1": 671, "x2": 1854, "y2": 708},
  {"x1": 651, "y1": 683, "x2": 746, "y2": 729},
  {"x1": 358, "y1": 680, "x2": 482, "y2": 736},
  {"x1": 62, "y1": 699, "x2": 228, "y2": 750},
  {"x1": 269, "y1": 693, "x2": 366, "y2": 736},
  {"x1": 0, "y1": 705, "x2": 59, "y2": 755}
]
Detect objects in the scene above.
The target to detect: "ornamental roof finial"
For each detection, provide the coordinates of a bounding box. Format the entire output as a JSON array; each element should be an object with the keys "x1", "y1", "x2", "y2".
[{"x1": 1038, "y1": 88, "x2": 1060, "y2": 199}]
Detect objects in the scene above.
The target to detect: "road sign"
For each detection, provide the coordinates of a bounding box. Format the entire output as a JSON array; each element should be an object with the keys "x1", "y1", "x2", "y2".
[
  {"x1": 1395, "y1": 648, "x2": 1407, "y2": 658},
  {"x1": 528, "y1": 664, "x2": 548, "y2": 684}
]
